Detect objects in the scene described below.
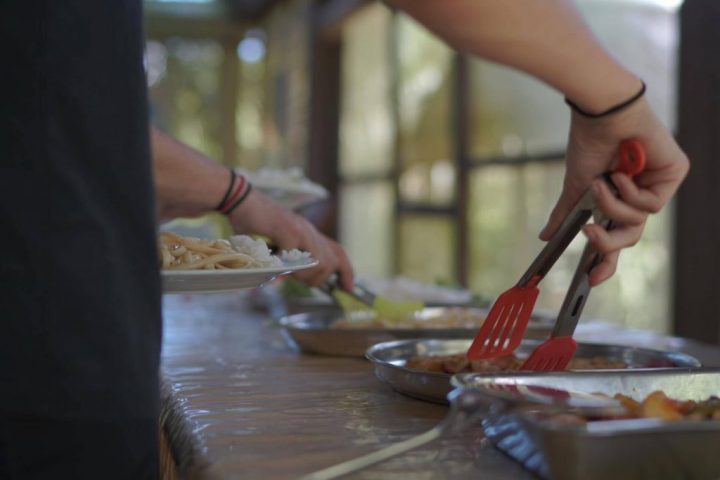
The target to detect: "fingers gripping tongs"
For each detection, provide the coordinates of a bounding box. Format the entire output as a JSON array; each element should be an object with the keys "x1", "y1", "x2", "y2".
[{"x1": 466, "y1": 140, "x2": 646, "y2": 360}]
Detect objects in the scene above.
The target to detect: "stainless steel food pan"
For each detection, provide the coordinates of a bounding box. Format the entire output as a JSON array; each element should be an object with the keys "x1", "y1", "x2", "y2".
[
  {"x1": 452, "y1": 369, "x2": 720, "y2": 480},
  {"x1": 366, "y1": 338, "x2": 701, "y2": 404},
  {"x1": 278, "y1": 307, "x2": 555, "y2": 357}
]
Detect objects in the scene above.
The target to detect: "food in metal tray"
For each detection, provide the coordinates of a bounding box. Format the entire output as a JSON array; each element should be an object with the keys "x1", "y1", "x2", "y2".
[
  {"x1": 550, "y1": 391, "x2": 720, "y2": 423},
  {"x1": 330, "y1": 307, "x2": 489, "y2": 330},
  {"x1": 405, "y1": 353, "x2": 626, "y2": 374},
  {"x1": 464, "y1": 370, "x2": 720, "y2": 480}
]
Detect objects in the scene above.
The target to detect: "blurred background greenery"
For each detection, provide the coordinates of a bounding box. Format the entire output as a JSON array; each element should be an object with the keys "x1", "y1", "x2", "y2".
[{"x1": 146, "y1": 0, "x2": 681, "y2": 333}]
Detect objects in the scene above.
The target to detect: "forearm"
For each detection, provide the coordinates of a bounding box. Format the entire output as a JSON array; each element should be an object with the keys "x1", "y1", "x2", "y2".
[
  {"x1": 149, "y1": 127, "x2": 354, "y2": 288},
  {"x1": 388, "y1": 0, "x2": 641, "y2": 114},
  {"x1": 150, "y1": 126, "x2": 228, "y2": 218}
]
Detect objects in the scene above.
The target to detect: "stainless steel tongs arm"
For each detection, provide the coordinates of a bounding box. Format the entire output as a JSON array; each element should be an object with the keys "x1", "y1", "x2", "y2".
[
  {"x1": 551, "y1": 241, "x2": 595, "y2": 337},
  {"x1": 517, "y1": 190, "x2": 595, "y2": 287},
  {"x1": 551, "y1": 176, "x2": 619, "y2": 338}
]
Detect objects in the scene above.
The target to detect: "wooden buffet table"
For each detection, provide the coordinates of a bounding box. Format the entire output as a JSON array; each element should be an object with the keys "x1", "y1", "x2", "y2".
[{"x1": 160, "y1": 293, "x2": 720, "y2": 480}]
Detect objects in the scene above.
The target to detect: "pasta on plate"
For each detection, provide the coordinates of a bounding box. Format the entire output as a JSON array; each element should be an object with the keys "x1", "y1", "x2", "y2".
[
  {"x1": 159, "y1": 232, "x2": 255, "y2": 270},
  {"x1": 158, "y1": 232, "x2": 306, "y2": 270}
]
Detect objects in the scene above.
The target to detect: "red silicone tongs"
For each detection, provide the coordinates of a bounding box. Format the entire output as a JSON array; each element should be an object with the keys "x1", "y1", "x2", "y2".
[
  {"x1": 520, "y1": 140, "x2": 646, "y2": 371},
  {"x1": 466, "y1": 139, "x2": 646, "y2": 360}
]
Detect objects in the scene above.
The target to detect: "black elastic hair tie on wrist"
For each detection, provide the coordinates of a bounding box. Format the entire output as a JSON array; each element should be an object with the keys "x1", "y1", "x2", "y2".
[
  {"x1": 225, "y1": 183, "x2": 253, "y2": 216},
  {"x1": 215, "y1": 168, "x2": 236, "y2": 211},
  {"x1": 565, "y1": 81, "x2": 646, "y2": 118}
]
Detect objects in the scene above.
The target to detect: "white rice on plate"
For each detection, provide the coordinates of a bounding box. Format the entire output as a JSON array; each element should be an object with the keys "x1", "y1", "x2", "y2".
[{"x1": 229, "y1": 235, "x2": 310, "y2": 267}]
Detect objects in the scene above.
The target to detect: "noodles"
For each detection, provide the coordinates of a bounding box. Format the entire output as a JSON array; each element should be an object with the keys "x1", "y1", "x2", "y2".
[
  {"x1": 159, "y1": 232, "x2": 261, "y2": 270},
  {"x1": 159, "y1": 231, "x2": 312, "y2": 271}
]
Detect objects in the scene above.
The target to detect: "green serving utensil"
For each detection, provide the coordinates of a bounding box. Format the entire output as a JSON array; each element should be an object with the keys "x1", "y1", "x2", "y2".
[{"x1": 320, "y1": 275, "x2": 424, "y2": 320}]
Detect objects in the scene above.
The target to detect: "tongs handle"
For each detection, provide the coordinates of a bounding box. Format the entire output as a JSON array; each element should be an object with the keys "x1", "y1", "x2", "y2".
[
  {"x1": 517, "y1": 202, "x2": 592, "y2": 287},
  {"x1": 551, "y1": 242, "x2": 595, "y2": 337},
  {"x1": 517, "y1": 139, "x2": 646, "y2": 288},
  {"x1": 552, "y1": 140, "x2": 646, "y2": 337}
]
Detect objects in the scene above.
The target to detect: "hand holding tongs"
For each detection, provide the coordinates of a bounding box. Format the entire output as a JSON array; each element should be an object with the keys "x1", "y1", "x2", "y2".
[
  {"x1": 521, "y1": 142, "x2": 646, "y2": 370},
  {"x1": 467, "y1": 140, "x2": 646, "y2": 360}
]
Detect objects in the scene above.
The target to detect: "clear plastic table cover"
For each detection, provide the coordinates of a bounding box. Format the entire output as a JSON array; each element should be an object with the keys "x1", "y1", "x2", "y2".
[{"x1": 160, "y1": 293, "x2": 720, "y2": 480}]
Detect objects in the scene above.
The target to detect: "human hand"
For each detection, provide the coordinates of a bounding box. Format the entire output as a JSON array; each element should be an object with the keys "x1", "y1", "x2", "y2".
[
  {"x1": 227, "y1": 189, "x2": 354, "y2": 290},
  {"x1": 540, "y1": 96, "x2": 689, "y2": 286}
]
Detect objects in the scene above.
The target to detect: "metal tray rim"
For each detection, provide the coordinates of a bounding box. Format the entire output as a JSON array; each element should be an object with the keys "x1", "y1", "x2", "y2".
[
  {"x1": 450, "y1": 366, "x2": 710, "y2": 388},
  {"x1": 367, "y1": 339, "x2": 702, "y2": 377},
  {"x1": 366, "y1": 339, "x2": 703, "y2": 405},
  {"x1": 277, "y1": 308, "x2": 556, "y2": 333},
  {"x1": 278, "y1": 310, "x2": 556, "y2": 357},
  {"x1": 536, "y1": 416, "x2": 720, "y2": 435}
]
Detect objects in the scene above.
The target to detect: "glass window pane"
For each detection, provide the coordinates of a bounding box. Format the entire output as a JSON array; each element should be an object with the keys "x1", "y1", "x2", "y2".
[
  {"x1": 469, "y1": 1, "x2": 678, "y2": 159},
  {"x1": 339, "y1": 5, "x2": 394, "y2": 179},
  {"x1": 396, "y1": 15, "x2": 455, "y2": 205},
  {"x1": 148, "y1": 38, "x2": 224, "y2": 161},
  {"x1": 577, "y1": 0, "x2": 679, "y2": 129},
  {"x1": 398, "y1": 215, "x2": 456, "y2": 284},
  {"x1": 468, "y1": 163, "x2": 566, "y2": 295},
  {"x1": 469, "y1": 63, "x2": 567, "y2": 159},
  {"x1": 468, "y1": 163, "x2": 671, "y2": 333},
  {"x1": 236, "y1": 1, "x2": 312, "y2": 172},
  {"x1": 339, "y1": 181, "x2": 395, "y2": 278},
  {"x1": 236, "y1": 36, "x2": 268, "y2": 171},
  {"x1": 261, "y1": 4, "x2": 311, "y2": 170}
]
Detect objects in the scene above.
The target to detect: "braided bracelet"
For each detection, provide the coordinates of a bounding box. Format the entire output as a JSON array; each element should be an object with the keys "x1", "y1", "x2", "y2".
[
  {"x1": 215, "y1": 168, "x2": 252, "y2": 215},
  {"x1": 225, "y1": 183, "x2": 253, "y2": 215},
  {"x1": 214, "y1": 168, "x2": 237, "y2": 211},
  {"x1": 565, "y1": 81, "x2": 646, "y2": 118}
]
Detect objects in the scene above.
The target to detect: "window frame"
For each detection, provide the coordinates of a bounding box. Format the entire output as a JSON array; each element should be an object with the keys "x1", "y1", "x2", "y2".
[
  {"x1": 314, "y1": 3, "x2": 567, "y2": 284},
  {"x1": 674, "y1": 0, "x2": 720, "y2": 343}
]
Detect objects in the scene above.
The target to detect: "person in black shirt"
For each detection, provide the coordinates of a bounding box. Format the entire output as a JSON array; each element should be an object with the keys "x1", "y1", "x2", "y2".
[
  {"x1": 0, "y1": 1, "x2": 353, "y2": 478},
  {"x1": 0, "y1": 1, "x2": 164, "y2": 478},
  {"x1": 0, "y1": 1, "x2": 689, "y2": 479}
]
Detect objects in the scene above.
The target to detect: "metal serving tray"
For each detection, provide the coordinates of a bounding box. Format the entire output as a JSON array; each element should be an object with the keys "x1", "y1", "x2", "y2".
[
  {"x1": 366, "y1": 338, "x2": 701, "y2": 404},
  {"x1": 452, "y1": 369, "x2": 720, "y2": 480},
  {"x1": 278, "y1": 307, "x2": 555, "y2": 357}
]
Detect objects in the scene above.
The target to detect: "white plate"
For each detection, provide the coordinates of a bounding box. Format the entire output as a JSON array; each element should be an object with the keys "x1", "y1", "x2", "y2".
[
  {"x1": 236, "y1": 168, "x2": 328, "y2": 210},
  {"x1": 161, "y1": 258, "x2": 319, "y2": 294},
  {"x1": 257, "y1": 185, "x2": 328, "y2": 210}
]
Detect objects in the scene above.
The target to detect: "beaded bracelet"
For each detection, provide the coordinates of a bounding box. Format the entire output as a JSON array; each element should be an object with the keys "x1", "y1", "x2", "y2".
[{"x1": 565, "y1": 81, "x2": 646, "y2": 118}]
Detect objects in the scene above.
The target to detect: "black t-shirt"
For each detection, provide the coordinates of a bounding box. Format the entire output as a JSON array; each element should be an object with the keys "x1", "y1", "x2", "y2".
[{"x1": 0, "y1": 1, "x2": 161, "y2": 419}]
